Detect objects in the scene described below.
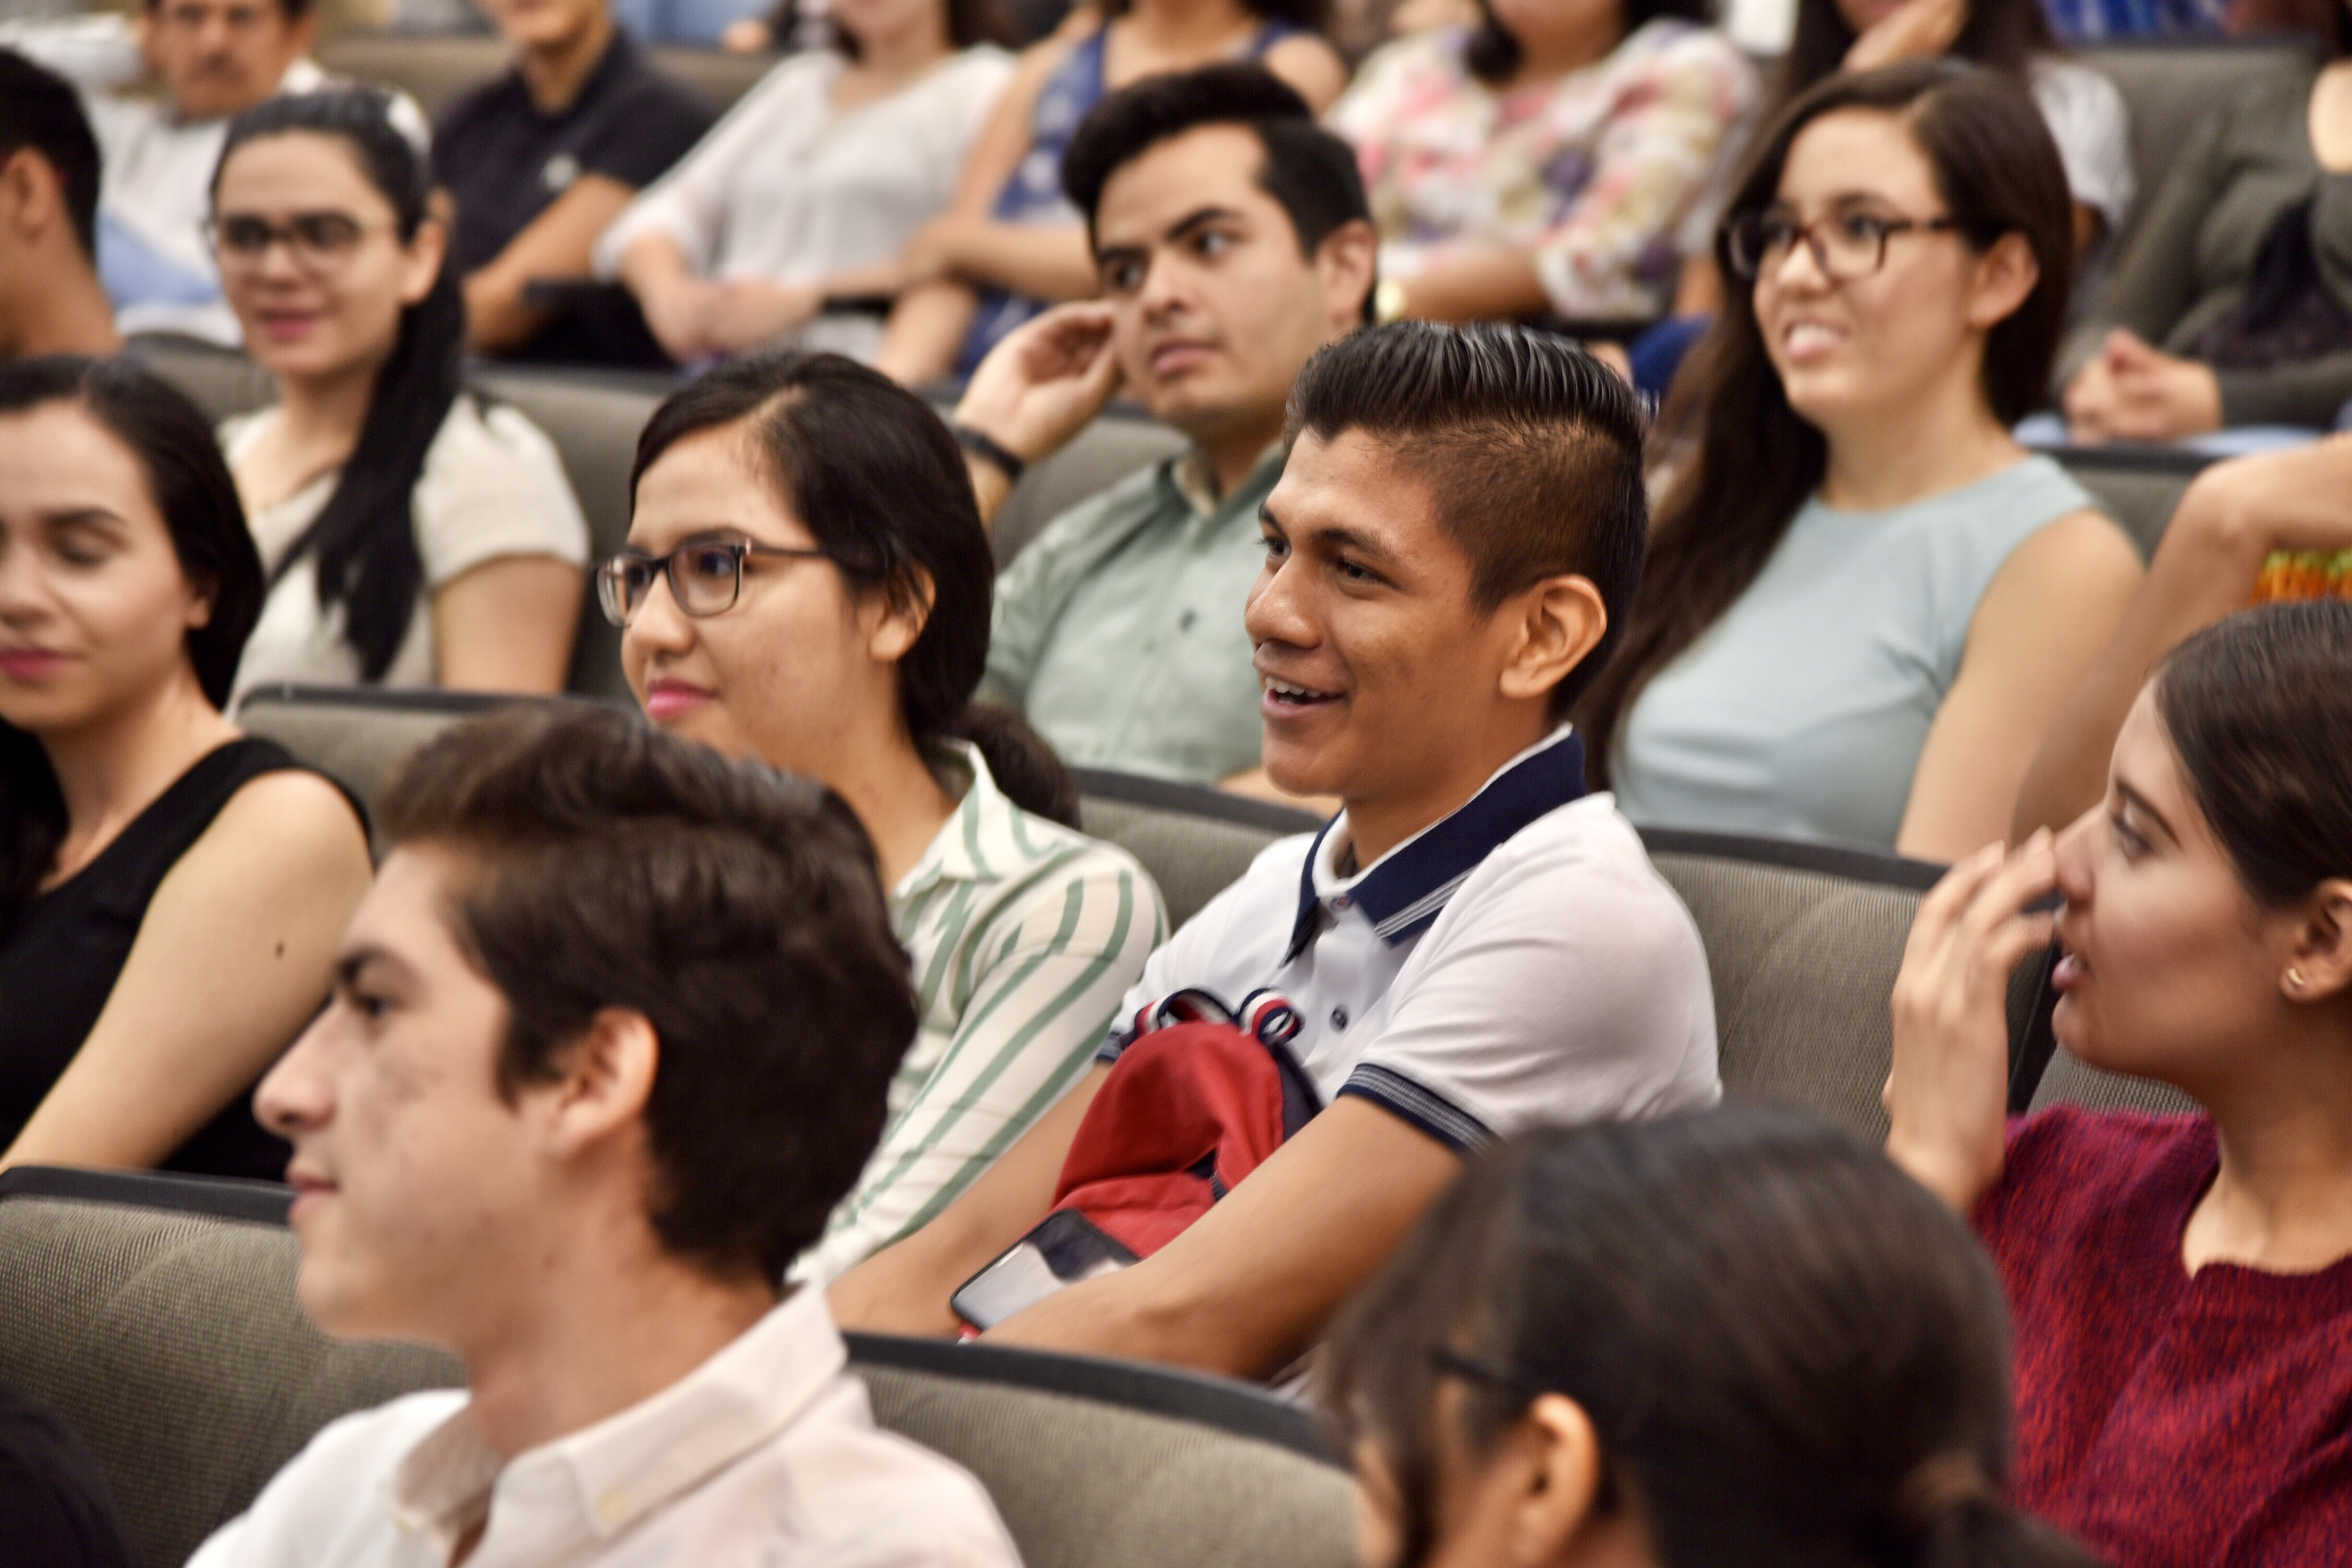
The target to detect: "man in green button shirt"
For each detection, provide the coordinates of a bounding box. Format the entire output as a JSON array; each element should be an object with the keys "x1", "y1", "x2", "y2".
[{"x1": 947, "y1": 64, "x2": 1376, "y2": 791}]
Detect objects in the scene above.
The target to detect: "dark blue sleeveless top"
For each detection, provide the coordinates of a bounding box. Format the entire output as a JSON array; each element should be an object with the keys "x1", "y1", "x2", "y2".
[{"x1": 957, "y1": 18, "x2": 1306, "y2": 373}]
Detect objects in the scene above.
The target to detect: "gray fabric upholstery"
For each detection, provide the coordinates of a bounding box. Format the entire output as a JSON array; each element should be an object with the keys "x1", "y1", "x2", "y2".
[
  {"x1": 134, "y1": 335, "x2": 276, "y2": 423},
  {"x1": 0, "y1": 1189, "x2": 1350, "y2": 1568},
  {"x1": 316, "y1": 33, "x2": 772, "y2": 119},
  {"x1": 235, "y1": 690, "x2": 530, "y2": 845},
  {"x1": 2029, "y1": 1048, "x2": 2199, "y2": 1117},
  {"x1": 1075, "y1": 792, "x2": 1307, "y2": 932},
  {"x1": 2052, "y1": 453, "x2": 2197, "y2": 558},
  {"x1": 2077, "y1": 40, "x2": 2320, "y2": 260},
  {"x1": 0, "y1": 1195, "x2": 461, "y2": 1568},
  {"x1": 855, "y1": 1364, "x2": 1351, "y2": 1568}
]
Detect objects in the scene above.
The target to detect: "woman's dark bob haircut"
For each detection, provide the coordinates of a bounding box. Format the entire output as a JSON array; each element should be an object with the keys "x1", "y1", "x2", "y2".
[
  {"x1": 0, "y1": 354, "x2": 264, "y2": 932},
  {"x1": 1322, "y1": 1108, "x2": 2102, "y2": 1568},
  {"x1": 2154, "y1": 600, "x2": 2352, "y2": 908},
  {"x1": 1579, "y1": 60, "x2": 2075, "y2": 785},
  {"x1": 629, "y1": 350, "x2": 1076, "y2": 824}
]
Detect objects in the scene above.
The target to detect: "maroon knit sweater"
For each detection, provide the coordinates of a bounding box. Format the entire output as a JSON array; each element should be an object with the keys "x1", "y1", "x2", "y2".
[{"x1": 1975, "y1": 1107, "x2": 2352, "y2": 1568}]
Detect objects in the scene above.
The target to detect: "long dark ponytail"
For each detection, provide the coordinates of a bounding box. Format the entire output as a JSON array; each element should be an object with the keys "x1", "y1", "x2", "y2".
[
  {"x1": 213, "y1": 89, "x2": 462, "y2": 682},
  {"x1": 1321, "y1": 1107, "x2": 2103, "y2": 1568},
  {"x1": 1578, "y1": 60, "x2": 2075, "y2": 784},
  {"x1": 0, "y1": 356, "x2": 264, "y2": 938},
  {"x1": 628, "y1": 349, "x2": 1080, "y2": 826}
]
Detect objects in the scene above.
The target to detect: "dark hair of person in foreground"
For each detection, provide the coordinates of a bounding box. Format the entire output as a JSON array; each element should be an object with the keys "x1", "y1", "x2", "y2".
[
  {"x1": 375, "y1": 702, "x2": 917, "y2": 1282},
  {"x1": 0, "y1": 355, "x2": 263, "y2": 934},
  {"x1": 1578, "y1": 59, "x2": 2075, "y2": 783},
  {"x1": 629, "y1": 350, "x2": 1079, "y2": 824},
  {"x1": 1321, "y1": 1107, "x2": 2103, "y2": 1568}
]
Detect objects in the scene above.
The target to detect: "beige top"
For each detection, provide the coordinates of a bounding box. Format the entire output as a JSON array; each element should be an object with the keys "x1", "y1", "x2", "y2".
[{"x1": 223, "y1": 394, "x2": 590, "y2": 697}]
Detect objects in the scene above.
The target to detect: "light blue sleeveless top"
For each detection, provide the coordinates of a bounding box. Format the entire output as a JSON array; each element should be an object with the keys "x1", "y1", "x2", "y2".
[{"x1": 1611, "y1": 456, "x2": 2109, "y2": 850}]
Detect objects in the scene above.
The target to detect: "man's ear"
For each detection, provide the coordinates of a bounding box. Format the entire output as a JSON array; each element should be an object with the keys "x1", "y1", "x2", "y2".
[
  {"x1": 543, "y1": 1007, "x2": 659, "y2": 1159},
  {"x1": 1966, "y1": 230, "x2": 2040, "y2": 333},
  {"x1": 1316, "y1": 218, "x2": 1380, "y2": 339},
  {"x1": 0, "y1": 150, "x2": 53, "y2": 241},
  {"x1": 1509, "y1": 1394, "x2": 1610, "y2": 1565},
  {"x1": 2285, "y1": 879, "x2": 2352, "y2": 1003},
  {"x1": 1496, "y1": 574, "x2": 1607, "y2": 708}
]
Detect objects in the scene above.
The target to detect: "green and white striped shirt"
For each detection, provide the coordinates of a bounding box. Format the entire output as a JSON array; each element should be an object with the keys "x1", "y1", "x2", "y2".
[{"x1": 795, "y1": 743, "x2": 1166, "y2": 1284}]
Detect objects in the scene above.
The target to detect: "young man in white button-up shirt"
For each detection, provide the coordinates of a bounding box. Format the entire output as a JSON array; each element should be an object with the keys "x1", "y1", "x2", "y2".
[
  {"x1": 832, "y1": 320, "x2": 1721, "y2": 1380},
  {"x1": 189, "y1": 705, "x2": 1023, "y2": 1568}
]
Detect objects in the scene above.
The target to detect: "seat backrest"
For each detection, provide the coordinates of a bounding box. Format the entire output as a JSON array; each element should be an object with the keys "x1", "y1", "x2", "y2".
[
  {"x1": 2051, "y1": 447, "x2": 2207, "y2": 558},
  {"x1": 134, "y1": 335, "x2": 276, "y2": 424},
  {"x1": 237, "y1": 687, "x2": 562, "y2": 843},
  {"x1": 316, "y1": 31, "x2": 512, "y2": 118},
  {"x1": 2075, "y1": 39, "x2": 2320, "y2": 258},
  {"x1": 2028, "y1": 1047, "x2": 2199, "y2": 1117},
  {"x1": 1073, "y1": 769, "x2": 1321, "y2": 930},
  {"x1": 1639, "y1": 830, "x2": 2050, "y2": 1141},
  {"x1": 473, "y1": 369, "x2": 667, "y2": 699},
  {"x1": 645, "y1": 43, "x2": 776, "y2": 115},
  {"x1": 0, "y1": 1167, "x2": 1350, "y2": 1568}
]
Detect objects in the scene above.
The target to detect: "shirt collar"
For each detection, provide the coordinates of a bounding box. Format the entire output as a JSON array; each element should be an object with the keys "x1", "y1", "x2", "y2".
[
  {"x1": 1170, "y1": 442, "x2": 1285, "y2": 520},
  {"x1": 894, "y1": 740, "x2": 1007, "y2": 898},
  {"x1": 386, "y1": 1285, "x2": 847, "y2": 1554},
  {"x1": 1285, "y1": 724, "x2": 1587, "y2": 962}
]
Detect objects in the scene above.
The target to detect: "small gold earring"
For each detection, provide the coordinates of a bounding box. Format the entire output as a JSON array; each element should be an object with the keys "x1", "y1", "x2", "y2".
[{"x1": 2288, "y1": 967, "x2": 2308, "y2": 989}]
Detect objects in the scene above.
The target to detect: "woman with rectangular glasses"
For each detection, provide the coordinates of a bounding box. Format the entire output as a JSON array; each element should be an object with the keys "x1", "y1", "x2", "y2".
[
  {"x1": 208, "y1": 89, "x2": 589, "y2": 699},
  {"x1": 1578, "y1": 61, "x2": 2143, "y2": 863},
  {"x1": 609, "y1": 349, "x2": 1165, "y2": 1285}
]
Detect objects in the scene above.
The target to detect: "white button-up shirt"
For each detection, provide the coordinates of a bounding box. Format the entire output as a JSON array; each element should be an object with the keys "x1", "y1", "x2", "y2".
[{"x1": 188, "y1": 1288, "x2": 1024, "y2": 1568}]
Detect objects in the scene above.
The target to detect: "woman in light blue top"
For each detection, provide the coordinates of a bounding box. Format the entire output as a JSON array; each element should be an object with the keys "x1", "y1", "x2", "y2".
[{"x1": 1582, "y1": 60, "x2": 2142, "y2": 861}]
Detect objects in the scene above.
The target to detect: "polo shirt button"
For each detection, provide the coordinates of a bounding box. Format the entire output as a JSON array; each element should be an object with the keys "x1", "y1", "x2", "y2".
[
  {"x1": 1330, "y1": 1007, "x2": 1350, "y2": 1031},
  {"x1": 1179, "y1": 609, "x2": 1197, "y2": 630}
]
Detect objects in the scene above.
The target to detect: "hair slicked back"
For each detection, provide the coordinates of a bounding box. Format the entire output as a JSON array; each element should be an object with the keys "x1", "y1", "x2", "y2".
[
  {"x1": 1286, "y1": 321, "x2": 1649, "y2": 717},
  {"x1": 378, "y1": 703, "x2": 917, "y2": 1283}
]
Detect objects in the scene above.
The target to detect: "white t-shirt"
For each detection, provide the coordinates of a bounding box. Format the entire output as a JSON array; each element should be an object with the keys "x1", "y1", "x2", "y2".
[
  {"x1": 223, "y1": 393, "x2": 590, "y2": 697},
  {"x1": 1101, "y1": 727, "x2": 1720, "y2": 1150},
  {"x1": 591, "y1": 48, "x2": 1014, "y2": 364}
]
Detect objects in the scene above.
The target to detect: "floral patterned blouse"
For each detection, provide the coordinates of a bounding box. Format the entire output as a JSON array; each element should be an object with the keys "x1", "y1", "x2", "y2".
[{"x1": 1328, "y1": 19, "x2": 1756, "y2": 322}]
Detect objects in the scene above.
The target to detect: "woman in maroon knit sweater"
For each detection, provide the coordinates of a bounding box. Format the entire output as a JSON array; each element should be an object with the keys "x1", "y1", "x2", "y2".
[{"x1": 1885, "y1": 598, "x2": 2352, "y2": 1568}]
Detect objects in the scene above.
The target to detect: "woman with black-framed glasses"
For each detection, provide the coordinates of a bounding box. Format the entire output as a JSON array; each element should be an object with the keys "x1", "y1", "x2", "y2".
[
  {"x1": 1575, "y1": 60, "x2": 2142, "y2": 863},
  {"x1": 1321, "y1": 1108, "x2": 2100, "y2": 1568},
  {"x1": 617, "y1": 349, "x2": 1163, "y2": 1286},
  {"x1": 209, "y1": 89, "x2": 589, "y2": 700}
]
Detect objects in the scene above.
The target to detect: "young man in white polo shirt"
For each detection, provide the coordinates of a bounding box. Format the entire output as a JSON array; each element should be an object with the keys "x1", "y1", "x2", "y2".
[
  {"x1": 190, "y1": 706, "x2": 1021, "y2": 1568},
  {"x1": 832, "y1": 320, "x2": 1720, "y2": 1379}
]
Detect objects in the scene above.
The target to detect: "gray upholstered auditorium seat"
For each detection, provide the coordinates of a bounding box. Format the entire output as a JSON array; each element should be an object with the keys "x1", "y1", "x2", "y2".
[
  {"x1": 2051, "y1": 448, "x2": 2203, "y2": 559},
  {"x1": 237, "y1": 687, "x2": 557, "y2": 846},
  {"x1": 988, "y1": 414, "x2": 1191, "y2": 568},
  {"x1": 316, "y1": 33, "x2": 772, "y2": 119},
  {"x1": 0, "y1": 1168, "x2": 1353, "y2": 1568},
  {"x1": 1073, "y1": 768, "x2": 1319, "y2": 929}
]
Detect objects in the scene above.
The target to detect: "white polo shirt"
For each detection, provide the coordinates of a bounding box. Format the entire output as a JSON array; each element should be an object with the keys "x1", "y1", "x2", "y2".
[
  {"x1": 1101, "y1": 726, "x2": 1720, "y2": 1150},
  {"x1": 186, "y1": 1287, "x2": 1022, "y2": 1568}
]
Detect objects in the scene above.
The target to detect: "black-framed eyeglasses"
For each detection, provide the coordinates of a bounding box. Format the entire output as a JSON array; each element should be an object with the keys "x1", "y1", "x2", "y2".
[
  {"x1": 1723, "y1": 209, "x2": 1967, "y2": 283},
  {"x1": 204, "y1": 212, "x2": 377, "y2": 273},
  {"x1": 596, "y1": 539, "x2": 832, "y2": 627}
]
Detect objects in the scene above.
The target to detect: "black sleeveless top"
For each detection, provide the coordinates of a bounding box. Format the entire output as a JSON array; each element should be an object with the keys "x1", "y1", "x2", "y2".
[{"x1": 0, "y1": 739, "x2": 348, "y2": 1181}]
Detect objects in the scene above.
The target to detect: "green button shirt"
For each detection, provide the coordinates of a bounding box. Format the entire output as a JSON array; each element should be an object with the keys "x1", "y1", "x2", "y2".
[{"x1": 985, "y1": 445, "x2": 1284, "y2": 785}]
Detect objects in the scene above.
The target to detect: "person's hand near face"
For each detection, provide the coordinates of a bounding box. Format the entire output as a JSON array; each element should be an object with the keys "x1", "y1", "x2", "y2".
[
  {"x1": 2063, "y1": 328, "x2": 2224, "y2": 446},
  {"x1": 951, "y1": 302, "x2": 1122, "y2": 520},
  {"x1": 1842, "y1": 0, "x2": 1968, "y2": 71}
]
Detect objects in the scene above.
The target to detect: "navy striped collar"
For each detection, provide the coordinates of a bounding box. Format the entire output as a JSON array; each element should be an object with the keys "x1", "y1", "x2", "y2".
[{"x1": 1284, "y1": 728, "x2": 1587, "y2": 962}]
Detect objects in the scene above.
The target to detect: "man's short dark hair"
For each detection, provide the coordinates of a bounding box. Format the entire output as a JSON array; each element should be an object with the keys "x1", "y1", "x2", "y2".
[
  {"x1": 377, "y1": 704, "x2": 917, "y2": 1284},
  {"x1": 143, "y1": 0, "x2": 314, "y2": 18},
  {"x1": 1287, "y1": 321, "x2": 1649, "y2": 717},
  {"x1": 0, "y1": 50, "x2": 101, "y2": 262},
  {"x1": 1060, "y1": 62, "x2": 1371, "y2": 268}
]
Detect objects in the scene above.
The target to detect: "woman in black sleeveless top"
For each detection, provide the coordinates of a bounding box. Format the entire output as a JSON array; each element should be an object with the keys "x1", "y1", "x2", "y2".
[{"x1": 0, "y1": 358, "x2": 371, "y2": 1179}]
